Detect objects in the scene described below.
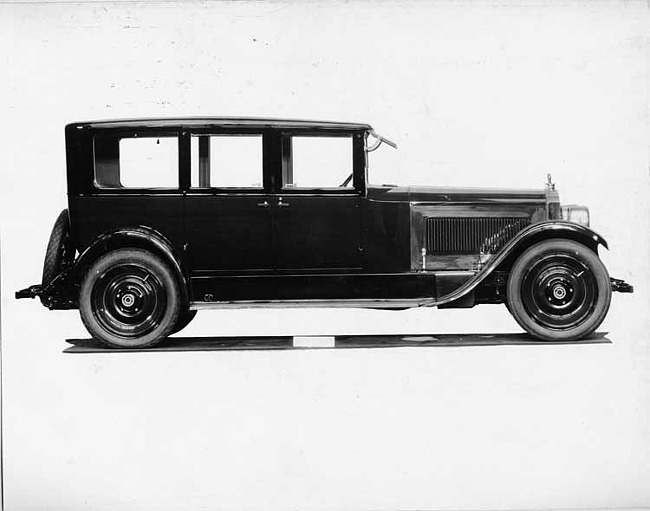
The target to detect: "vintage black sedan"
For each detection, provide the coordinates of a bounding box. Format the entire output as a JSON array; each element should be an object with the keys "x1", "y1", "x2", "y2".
[{"x1": 16, "y1": 118, "x2": 633, "y2": 348}]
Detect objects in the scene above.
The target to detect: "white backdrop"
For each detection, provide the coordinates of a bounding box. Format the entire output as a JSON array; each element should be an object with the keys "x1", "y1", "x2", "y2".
[{"x1": 1, "y1": 1, "x2": 649, "y2": 510}]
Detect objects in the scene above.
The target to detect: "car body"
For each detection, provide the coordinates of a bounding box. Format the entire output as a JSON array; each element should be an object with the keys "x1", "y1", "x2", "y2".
[{"x1": 16, "y1": 117, "x2": 633, "y2": 348}]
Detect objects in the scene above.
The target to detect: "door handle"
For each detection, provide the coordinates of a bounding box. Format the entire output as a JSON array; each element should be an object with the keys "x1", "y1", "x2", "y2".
[
  {"x1": 278, "y1": 198, "x2": 290, "y2": 208},
  {"x1": 257, "y1": 201, "x2": 270, "y2": 208}
]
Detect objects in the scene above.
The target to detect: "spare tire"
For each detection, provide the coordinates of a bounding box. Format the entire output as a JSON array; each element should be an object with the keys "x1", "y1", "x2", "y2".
[{"x1": 42, "y1": 209, "x2": 75, "y2": 290}]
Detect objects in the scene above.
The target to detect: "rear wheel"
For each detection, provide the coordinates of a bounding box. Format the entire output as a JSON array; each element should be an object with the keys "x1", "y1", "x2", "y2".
[
  {"x1": 506, "y1": 239, "x2": 611, "y2": 341},
  {"x1": 79, "y1": 248, "x2": 181, "y2": 348},
  {"x1": 171, "y1": 309, "x2": 197, "y2": 335}
]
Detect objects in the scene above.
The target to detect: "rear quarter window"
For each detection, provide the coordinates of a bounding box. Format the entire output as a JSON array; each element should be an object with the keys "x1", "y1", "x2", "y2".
[{"x1": 93, "y1": 135, "x2": 178, "y2": 189}]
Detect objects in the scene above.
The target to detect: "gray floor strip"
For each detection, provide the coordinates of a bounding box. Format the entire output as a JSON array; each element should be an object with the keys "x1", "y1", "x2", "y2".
[{"x1": 63, "y1": 332, "x2": 610, "y2": 353}]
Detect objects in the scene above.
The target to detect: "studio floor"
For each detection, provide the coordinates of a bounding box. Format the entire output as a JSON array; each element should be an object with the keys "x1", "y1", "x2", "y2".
[{"x1": 2, "y1": 303, "x2": 649, "y2": 511}]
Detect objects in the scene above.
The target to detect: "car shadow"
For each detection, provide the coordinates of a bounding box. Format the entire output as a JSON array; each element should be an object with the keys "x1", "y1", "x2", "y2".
[{"x1": 63, "y1": 332, "x2": 611, "y2": 354}]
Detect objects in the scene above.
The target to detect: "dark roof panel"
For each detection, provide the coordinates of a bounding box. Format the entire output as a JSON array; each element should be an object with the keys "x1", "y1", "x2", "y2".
[{"x1": 67, "y1": 117, "x2": 372, "y2": 131}]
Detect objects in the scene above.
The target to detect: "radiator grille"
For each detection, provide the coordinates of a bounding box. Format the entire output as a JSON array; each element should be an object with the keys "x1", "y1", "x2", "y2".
[{"x1": 424, "y1": 216, "x2": 530, "y2": 254}]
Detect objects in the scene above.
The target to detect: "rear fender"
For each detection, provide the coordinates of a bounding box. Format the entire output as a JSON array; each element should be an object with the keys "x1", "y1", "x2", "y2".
[{"x1": 73, "y1": 226, "x2": 190, "y2": 305}]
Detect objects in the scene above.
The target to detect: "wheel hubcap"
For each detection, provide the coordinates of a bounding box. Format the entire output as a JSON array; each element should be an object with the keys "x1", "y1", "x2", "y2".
[
  {"x1": 522, "y1": 253, "x2": 596, "y2": 330},
  {"x1": 551, "y1": 283, "x2": 568, "y2": 301},
  {"x1": 91, "y1": 263, "x2": 166, "y2": 338},
  {"x1": 120, "y1": 293, "x2": 135, "y2": 308}
]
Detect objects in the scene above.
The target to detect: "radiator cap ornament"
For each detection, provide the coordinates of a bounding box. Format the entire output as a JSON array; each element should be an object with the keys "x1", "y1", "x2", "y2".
[{"x1": 546, "y1": 173, "x2": 555, "y2": 190}]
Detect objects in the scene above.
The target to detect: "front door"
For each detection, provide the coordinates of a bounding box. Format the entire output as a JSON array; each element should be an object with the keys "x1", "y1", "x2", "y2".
[{"x1": 273, "y1": 133, "x2": 363, "y2": 271}]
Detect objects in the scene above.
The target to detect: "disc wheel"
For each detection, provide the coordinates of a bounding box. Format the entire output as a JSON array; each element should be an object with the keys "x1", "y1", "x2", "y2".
[
  {"x1": 506, "y1": 239, "x2": 611, "y2": 341},
  {"x1": 79, "y1": 248, "x2": 181, "y2": 348}
]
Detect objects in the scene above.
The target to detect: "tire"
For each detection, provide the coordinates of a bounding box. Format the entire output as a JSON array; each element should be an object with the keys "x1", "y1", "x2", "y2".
[
  {"x1": 79, "y1": 248, "x2": 181, "y2": 348},
  {"x1": 42, "y1": 209, "x2": 74, "y2": 288},
  {"x1": 506, "y1": 239, "x2": 611, "y2": 341},
  {"x1": 170, "y1": 309, "x2": 197, "y2": 335}
]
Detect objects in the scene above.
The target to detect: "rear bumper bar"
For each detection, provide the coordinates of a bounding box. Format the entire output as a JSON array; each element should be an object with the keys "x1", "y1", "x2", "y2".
[
  {"x1": 16, "y1": 280, "x2": 77, "y2": 309},
  {"x1": 15, "y1": 284, "x2": 43, "y2": 299},
  {"x1": 611, "y1": 277, "x2": 634, "y2": 293}
]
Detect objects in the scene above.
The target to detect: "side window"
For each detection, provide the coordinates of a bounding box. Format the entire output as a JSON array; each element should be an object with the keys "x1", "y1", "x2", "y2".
[
  {"x1": 94, "y1": 135, "x2": 179, "y2": 189},
  {"x1": 190, "y1": 134, "x2": 263, "y2": 188},
  {"x1": 284, "y1": 136, "x2": 353, "y2": 189}
]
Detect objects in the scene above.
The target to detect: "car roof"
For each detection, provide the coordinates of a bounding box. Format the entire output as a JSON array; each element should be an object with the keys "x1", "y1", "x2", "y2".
[{"x1": 67, "y1": 117, "x2": 372, "y2": 131}]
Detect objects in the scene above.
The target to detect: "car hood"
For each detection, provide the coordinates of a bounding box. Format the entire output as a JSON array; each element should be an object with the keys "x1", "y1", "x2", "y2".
[{"x1": 367, "y1": 184, "x2": 548, "y2": 204}]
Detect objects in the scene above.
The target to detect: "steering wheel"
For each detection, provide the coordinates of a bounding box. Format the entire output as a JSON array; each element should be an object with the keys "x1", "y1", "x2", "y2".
[{"x1": 339, "y1": 173, "x2": 353, "y2": 187}]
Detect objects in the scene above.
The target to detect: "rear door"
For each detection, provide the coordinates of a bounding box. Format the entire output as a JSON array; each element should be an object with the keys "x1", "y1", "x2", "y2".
[
  {"x1": 272, "y1": 132, "x2": 363, "y2": 271},
  {"x1": 183, "y1": 132, "x2": 274, "y2": 272}
]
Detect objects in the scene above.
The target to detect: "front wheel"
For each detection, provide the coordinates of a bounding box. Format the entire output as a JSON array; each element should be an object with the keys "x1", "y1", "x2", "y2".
[
  {"x1": 79, "y1": 248, "x2": 181, "y2": 348},
  {"x1": 506, "y1": 239, "x2": 611, "y2": 341}
]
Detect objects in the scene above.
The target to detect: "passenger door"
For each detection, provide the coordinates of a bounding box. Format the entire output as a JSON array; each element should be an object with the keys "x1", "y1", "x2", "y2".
[
  {"x1": 273, "y1": 133, "x2": 363, "y2": 271},
  {"x1": 183, "y1": 133, "x2": 274, "y2": 272}
]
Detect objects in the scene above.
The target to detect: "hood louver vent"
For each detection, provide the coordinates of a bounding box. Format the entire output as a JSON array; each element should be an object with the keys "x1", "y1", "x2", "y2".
[{"x1": 424, "y1": 217, "x2": 530, "y2": 255}]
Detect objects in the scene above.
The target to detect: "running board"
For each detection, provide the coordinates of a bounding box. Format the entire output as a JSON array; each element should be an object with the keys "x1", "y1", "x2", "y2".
[{"x1": 190, "y1": 298, "x2": 430, "y2": 310}]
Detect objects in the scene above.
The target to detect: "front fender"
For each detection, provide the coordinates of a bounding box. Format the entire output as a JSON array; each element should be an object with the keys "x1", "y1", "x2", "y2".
[
  {"x1": 509, "y1": 220, "x2": 608, "y2": 251},
  {"x1": 428, "y1": 221, "x2": 608, "y2": 307}
]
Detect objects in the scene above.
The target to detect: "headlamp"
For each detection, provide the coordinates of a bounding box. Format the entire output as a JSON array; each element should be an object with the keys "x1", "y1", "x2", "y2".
[{"x1": 561, "y1": 204, "x2": 590, "y2": 227}]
